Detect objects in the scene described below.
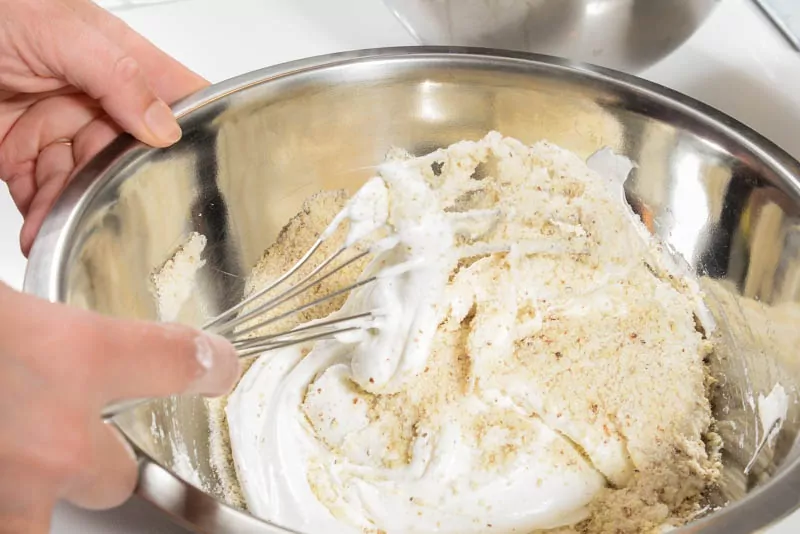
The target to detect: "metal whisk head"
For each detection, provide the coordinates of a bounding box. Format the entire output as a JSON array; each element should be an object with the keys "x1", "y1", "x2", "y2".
[
  {"x1": 101, "y1": 234, "x2": 376, "y2": 420},
  {"x1": 203, "y1": 234, "x2": 377, "y2": 357}
]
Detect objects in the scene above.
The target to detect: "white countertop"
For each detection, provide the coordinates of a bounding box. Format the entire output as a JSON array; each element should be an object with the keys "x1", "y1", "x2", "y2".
[{"x1": 0, "y1": 0, "x2": 794, "y2": 532}]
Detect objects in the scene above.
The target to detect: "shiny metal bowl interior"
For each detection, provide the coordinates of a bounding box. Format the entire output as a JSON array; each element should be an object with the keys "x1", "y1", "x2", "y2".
[
  {"x1": 24, "y1": 48, "x2": 800, "y2": 533},
  {"x1": 382, "y1": 0, "x2": 721, "y2": 72}
]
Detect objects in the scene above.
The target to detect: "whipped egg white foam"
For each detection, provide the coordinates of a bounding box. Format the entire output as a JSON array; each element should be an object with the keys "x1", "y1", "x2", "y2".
[{"x1": 225, "y1": 133, "x2": 714, "y2": 533}]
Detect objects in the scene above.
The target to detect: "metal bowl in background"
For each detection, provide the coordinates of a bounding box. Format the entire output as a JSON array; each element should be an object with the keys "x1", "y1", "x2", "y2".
[
  {"x1": 24, "y1": 48, "x2": 800, "y2": 533},
  {"x1": 383, "y1": 0, "x2": 721, "y2": 73}
]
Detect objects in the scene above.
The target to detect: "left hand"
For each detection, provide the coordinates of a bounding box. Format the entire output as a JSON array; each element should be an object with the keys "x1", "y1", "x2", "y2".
[{"x1": 0, "y1": 0, "x2": 209, "y2": 256}]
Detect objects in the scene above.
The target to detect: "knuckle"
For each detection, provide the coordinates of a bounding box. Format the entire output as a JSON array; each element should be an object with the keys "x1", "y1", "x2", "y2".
[
  {"x1": 40, "y1": 319, "x2": 104, "y2": 387},
  {"x1": 111, "y1": 55, "x2": 142, "y2": 85},
  {"x1": 10, "y1": 321, "x2": 95, "y2": 394}
]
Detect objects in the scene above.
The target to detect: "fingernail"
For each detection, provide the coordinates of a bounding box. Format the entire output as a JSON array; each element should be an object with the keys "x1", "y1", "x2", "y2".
[
  {"x1": 144, "y1": 100, "x2": 182, "y2": 144},
  {"x1": 187, "y1": 333, "x2": 240, "y2": 396}
]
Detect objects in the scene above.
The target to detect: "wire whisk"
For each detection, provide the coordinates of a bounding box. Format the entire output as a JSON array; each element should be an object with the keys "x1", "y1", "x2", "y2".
[
  {"x1": 102, "y1": 229, "x2": 379, "y2": 419},
  {"x1": 204, "y1": 234, "x2": 379, "y2": 357}
]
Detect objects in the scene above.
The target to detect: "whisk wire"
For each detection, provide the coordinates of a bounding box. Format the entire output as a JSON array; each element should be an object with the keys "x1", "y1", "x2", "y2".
[
  {"x1": 231, "y1": 312, "x2": 374, "y2": 349},
  {"x1": 103, "y1": 221, "x2": 385, "y2": 420},
  {"x1": 218, "y1": 249, "x2": 369, "y2": 337},
  {"x1": 203, "y1": 236, "x2": 325, "y2": 331},
  {"x1": 234, "y1": 326, "x2": 363, "y2": 358},
  {"x1": 229, "y1": 275, "x2": 377, "y2": 341},
  {"x1": 212, "y1": 246, "x2": 355, "y2": 337}
]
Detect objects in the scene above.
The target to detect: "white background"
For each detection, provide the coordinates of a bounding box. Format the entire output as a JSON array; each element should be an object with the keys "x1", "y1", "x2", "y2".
[{"x1": 0, "y1": 0, "x2": 797, "y2": 532}]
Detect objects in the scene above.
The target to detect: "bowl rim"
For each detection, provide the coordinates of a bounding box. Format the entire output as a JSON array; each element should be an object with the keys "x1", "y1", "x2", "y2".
[{"x1": 24, "y1": 46, "x2": 800, "y2": 534}]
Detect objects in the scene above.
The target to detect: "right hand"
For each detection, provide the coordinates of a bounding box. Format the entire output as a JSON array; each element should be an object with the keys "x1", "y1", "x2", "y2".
[{"x1": 0, "y1": 282, "x2": 240, "y2": 533}]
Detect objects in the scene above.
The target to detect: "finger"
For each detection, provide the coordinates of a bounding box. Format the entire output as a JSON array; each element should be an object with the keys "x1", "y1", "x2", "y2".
[
  {"x1": 0, "y1": 93, "x2": 98, "y2": 217},
  {"x1": 75, "y1": 2, "x2": 209, "y2": 102},
  {"x1": 1, "y1": 285, "x2": 240, "y2": 406},
  {"x1": 72, "y1": 114, "x2": 121, "y2": 170},
  {"x1": 0, "y1": 93, "x2": 98, "y2": 184},
  {"x1": 19, "y1": 141, "x2": 75, "y2": 256},
  {"x1": 3, "y1": 165, "x2": 35, "y2": 217},
  {"x1": 93, "y1": 321, "x2": 241, "y2": 403},
  {"x1": 22, "y1": 117, "x2": 122, "y2": 255},
  {"x1": 61, "y1": 423, "x2": 137, "y2": 510},
  {"x1": 44, "y1": 18, "x2": 182, "y2": 147}
]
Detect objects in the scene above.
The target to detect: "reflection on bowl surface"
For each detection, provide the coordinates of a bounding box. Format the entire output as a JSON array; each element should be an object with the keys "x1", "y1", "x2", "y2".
[{"x1": 24, "y1": 48, "x2": 800, "y2": 534}]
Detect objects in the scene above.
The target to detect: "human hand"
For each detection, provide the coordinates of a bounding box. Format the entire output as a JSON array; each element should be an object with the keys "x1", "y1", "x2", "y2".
[
  {"x1": 0, "y1": 0, "x2": 208, "y2": 256},
  {"x1": 0, "y1": 283, "x2": 240, "y2": 533}
]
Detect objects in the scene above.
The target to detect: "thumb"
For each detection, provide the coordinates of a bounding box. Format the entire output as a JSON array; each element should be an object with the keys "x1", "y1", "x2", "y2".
[
  {"x1": 0, "y1": 283, "x2": 241, "y2": 516},
  {"x1": 92, "y1": 321, "x2": 242, "y2": 405},
  {"x1": 2, "y1": 284, "x2": 240, "y2": 405},
  {"x1": 46, "y1": 18, "x2": 182, "y2": 147}
]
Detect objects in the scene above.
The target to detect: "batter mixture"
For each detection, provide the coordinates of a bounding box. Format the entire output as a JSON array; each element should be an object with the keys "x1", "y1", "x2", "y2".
[{"x1": 217, "y1": 133, "x2": 720, "y2": 534}]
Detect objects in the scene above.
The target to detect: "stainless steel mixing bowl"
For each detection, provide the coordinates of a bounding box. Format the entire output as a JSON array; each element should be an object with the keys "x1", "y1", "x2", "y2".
[
  {"x1": 383, "y1": 0, "x2": 721, "y2": 72},
  {"x1": 24, "y1": 48, "x2": 800, "y2": 533}
]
